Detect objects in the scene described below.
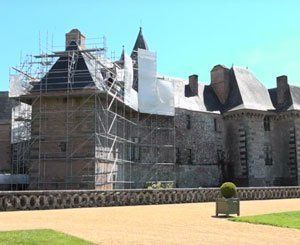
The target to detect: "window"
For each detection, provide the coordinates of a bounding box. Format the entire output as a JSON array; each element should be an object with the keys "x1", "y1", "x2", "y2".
[
  {"x1": 176, "y1": 148, "x2": 181, "y2": 164},
  {"x1": 130, "y1": 137, "x2": 140, "y2": 161},
  {"x1": 187, "y1": 148, "x2": 192, "y2": 164},
  {"x1": 157, "y1": 147, "x2": 161, "y2": 162},
  {"x1": 265, "y1": 145, "x2": 273, "y2": 165},
  {"x1": 186, "y1": 115, "x2": 191, "y2": 129},
  {"x1": 264, "y1": 116, "x2": 271, "y2": 131},
  {"x1": 113, "y1": 148, "x2": 118, "y2": 159},
  {"x1": 214, "y1": 118, "x2": 218, "y2": 132},
  {"x1": 112, "y1": 175, "x2": 116, "y2": 189},
  {"x1": 58, "y1": 142, "x2": 66, "y2": 152}
]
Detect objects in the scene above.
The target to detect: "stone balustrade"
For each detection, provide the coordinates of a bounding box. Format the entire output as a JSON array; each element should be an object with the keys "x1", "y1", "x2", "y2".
[{"x1": 0, "y1": 186, "x2": 299, "y2": 211}]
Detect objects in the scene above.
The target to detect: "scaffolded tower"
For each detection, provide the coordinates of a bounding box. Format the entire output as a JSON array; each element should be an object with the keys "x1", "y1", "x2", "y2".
[{"x1": 9, "y1": 29, "x2": 176, "y2": 190}]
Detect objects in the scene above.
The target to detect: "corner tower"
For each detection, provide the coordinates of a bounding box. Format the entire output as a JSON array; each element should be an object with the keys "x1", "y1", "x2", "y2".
[{"x1": 21, "y1": 29, "x2": 100, "y2": 190}]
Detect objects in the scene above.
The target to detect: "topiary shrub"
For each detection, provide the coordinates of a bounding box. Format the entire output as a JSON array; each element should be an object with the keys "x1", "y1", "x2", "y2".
[{"x1": 220, "y1": 182, "x2": 237, "y2": 198}]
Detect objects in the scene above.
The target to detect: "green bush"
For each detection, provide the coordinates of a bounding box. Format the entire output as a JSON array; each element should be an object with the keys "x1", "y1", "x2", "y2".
[
  {"x1": 145, "y1": 181, "x2": 174, "y2": 189},
  {"x1": 220, "y1": 182, "x2": 237, "y2": 198}
]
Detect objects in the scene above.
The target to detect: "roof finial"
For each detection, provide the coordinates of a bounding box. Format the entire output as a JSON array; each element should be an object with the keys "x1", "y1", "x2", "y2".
[
  {"x1": 131, "y1": 25, "x2": 148, "y2": 55},
  {"x1": 139, "y1": 19, "x2": 143, "y2": 30},
  {"x1": 120, "y1": 45, "x2": 125, "y2": 61}
]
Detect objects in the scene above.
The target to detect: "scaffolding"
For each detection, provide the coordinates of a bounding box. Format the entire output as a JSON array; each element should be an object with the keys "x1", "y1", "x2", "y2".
[{"x1": 9, "y1": 32, "x2": 176, "y2": 190}]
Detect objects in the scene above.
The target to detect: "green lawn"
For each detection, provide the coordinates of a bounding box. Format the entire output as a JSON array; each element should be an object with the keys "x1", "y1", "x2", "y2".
[
  {"x1": 230, "y1": 211, "x2": 300, "y2": 229},
  {"x1": 0, "y1": 229, "x2": 93, "y2": 245}
]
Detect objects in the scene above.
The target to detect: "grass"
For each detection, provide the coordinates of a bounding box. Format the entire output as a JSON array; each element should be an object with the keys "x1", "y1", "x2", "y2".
[
  {"x1": 230, "y1": 211, "x2": 300, "y2": 229},
  {"x1": 0, "y1": 229, "x2": 93, "y2": 245}
]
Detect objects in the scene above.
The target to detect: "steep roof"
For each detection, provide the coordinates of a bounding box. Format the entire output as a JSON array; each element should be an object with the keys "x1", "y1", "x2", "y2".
[
  {"x1": 171, "y1": 77, "x2": 219, "y2": 113},
  {"x1": 289, "y1": 86, "x2": 300, "y2": 110},
  {"x1": 115, "y1": 47, "x2": 125, "y2": 67},
  {"x1": 132, "y1": 28, "x2": 148, "y2": 52},
  {"x1": 31, "y1": 41, "x2": 99, "y2": 92},
  {"x1": 269, "y1": 85, "x2": 300, "y2": 111},
  {"x1": 119, "y1": 47, "x2": 125, "y2": 62},
  {"x1": 163, "y1": 66, "x2": 278, "y2": 114},
  {"x1": 227, "y1": 66, "x2": 275, "y2": 112}
]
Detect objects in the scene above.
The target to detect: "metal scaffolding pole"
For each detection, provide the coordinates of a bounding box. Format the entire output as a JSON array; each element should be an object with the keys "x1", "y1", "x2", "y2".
[{"x1": 9, "y1": 33, "x2": 176, "y2": 191}]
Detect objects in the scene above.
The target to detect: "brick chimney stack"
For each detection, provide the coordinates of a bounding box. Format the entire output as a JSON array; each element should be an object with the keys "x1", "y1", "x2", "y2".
[
  {"x1": 65, "y1": 29, "x2": 86, "y2": 49},
  {"x1": 185, "y1": 74, "x2": 198, "y2": 97},
  {"x1": 276, "y1": 75, "x2": 289, "y2": 105},
  {"x1": 210, "y1": 65, "x2": 231, "y2": 104},
  {"x1": 189, "y1": 75, "x2": 198, "y2": 96}
]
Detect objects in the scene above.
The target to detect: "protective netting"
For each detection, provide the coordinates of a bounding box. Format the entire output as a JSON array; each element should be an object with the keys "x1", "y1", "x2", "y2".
[
  {"x1": 9, "y1": 74, "x2": 32, "y2": 98},
  {"x1": 138, "y1": 49, "x2": 175, "y2": 116},
  {"x1": 124, "y1": 53, "x2": 138, "y2": 110}
]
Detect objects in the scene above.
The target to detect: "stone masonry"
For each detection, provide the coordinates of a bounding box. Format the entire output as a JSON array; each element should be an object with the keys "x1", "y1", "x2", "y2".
[
  {"x1": 0, "y1": 186, "x2": 299, "y2": 211},
  {"x1": 1, "y1": 29, "x2": 300, "y2": 190}
]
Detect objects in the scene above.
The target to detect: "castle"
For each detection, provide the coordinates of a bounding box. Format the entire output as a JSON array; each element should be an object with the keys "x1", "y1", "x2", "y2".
[{"x1": 0, "y1": 28, "x2": 299, "y2": 190}]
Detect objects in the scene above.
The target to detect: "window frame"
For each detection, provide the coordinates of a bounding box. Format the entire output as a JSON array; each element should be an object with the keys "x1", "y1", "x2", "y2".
[
  {"x1": 186, "y1": 115, "x2": 191, "y2": 129},
  {"x1": 264, "y1": 116, "x2": 271, "y2": 131}
]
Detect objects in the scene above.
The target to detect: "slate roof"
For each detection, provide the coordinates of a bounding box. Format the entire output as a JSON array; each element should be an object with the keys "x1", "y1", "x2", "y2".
[
  {"x1": 290, "y1": 86, "x2": 300, "y2": 110},
  {"x1": 26, "y1": 27, "x2": 299, "y2": 114},
  {"x1": 203, "y1": 85, "x2": 222, "y2": 112},
  {"x1": 269, "y1": 85, "x2": 300, "y2": 111},
  {"x1": 31, "y1": 41, "x2": 98, "y2": 92},
  {"x1": 227, "y1": 66, "x2": 275, "y2": 112},
  {"x1": 172, "y1": 66, "x2": 278, "y2": 114},
  {"x1": 171, "y1": 77, "x2": 219, "y2": 113},
  {"x1": 132, "y1": 28, "x2": 148, "y2": 55}
]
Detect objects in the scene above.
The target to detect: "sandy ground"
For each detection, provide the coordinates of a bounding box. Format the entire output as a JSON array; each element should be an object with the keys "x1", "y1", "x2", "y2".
[{"x1": 0, "y1": 199, "x2": 299, "y2": 244}]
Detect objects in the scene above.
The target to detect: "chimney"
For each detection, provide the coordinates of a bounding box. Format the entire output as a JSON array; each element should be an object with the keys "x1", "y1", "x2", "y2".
[
  {"x1": 276, "y1": 75, "x2": 289, "y2": 105},
  {"x1": 65, "y1": 29, "x2": 86, "y2": 49},
  {"x1": 185, "y1": 74, "x2": 198, "y2": 97},
  {"x1": 210, "y1": 65, "x2": 230, "y2": 104},
  {"x1": 189, "y1": 75, "x2": 198, "y2": 96}
]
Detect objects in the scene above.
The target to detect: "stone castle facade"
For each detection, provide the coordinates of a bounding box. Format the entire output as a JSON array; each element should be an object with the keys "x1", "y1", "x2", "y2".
[{"x1": 0, "y1": 29, "x2": 299, "y2": 190}]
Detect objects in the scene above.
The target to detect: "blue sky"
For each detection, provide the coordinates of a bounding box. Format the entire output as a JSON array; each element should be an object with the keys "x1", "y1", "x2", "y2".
[{"x1": 0, "y1": 0, "x2": 300, "y2": 91}]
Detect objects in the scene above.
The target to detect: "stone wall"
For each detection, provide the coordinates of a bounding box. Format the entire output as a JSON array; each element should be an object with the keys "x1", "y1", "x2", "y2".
[
  {"x1": 0, "y1": 123, "x2": 11, "y2": 173},
  {"x1": 295, "y1": 116, "x2": 300, "y2": 185},
  {"x1": 175, "y1": 109, "x2": 223, "y2": 187},
  {"x1": 29, "y1": 96, "x2": 96, "y2": 190},
  {"x1": 122, "y1": 113, "x2": 176, "y2": 189},
  {"x1": 271, "y1": 112, "x2": 299, "y2": 186},
  {"x1": 223, "y1": 110, "x2": 299, "y2": 187},
  {"x1": 0, "y1": 186, "x2": 299, "y2": 211},
  {"x1": 0, "y1": 92, "x2": 15, "y2": 173},
  {"x1": 129, "y1": 163, "x2": 176, "y2": 189}
]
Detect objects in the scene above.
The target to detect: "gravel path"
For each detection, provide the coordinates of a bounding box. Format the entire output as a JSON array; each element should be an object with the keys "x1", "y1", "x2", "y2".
[{"x1": 0, "y1": 198, "x2": 299, "y2": 244}]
